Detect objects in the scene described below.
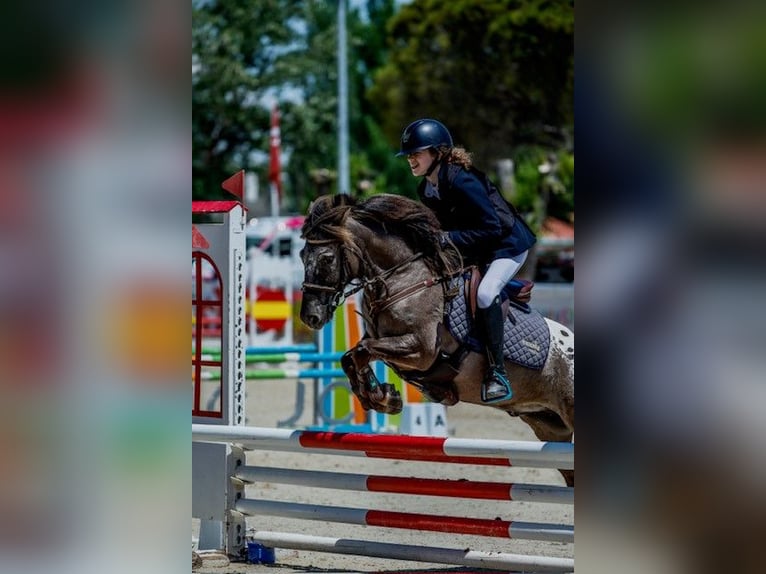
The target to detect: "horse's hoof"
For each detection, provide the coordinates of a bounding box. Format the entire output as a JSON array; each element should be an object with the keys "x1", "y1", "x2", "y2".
[
  {"x1": 348, "y1": 381, "x2": 370, "y2": 411},
  {"x1": 382, "y1": 397, "x2": 403, "y2": 415},
  {"x1": 367, "y1": 381, "x2": 390, "y2": 402},
  {"x1": 367, "y1": 384, "x2": 403, "y2": 415},
  {"x1": 438, "y1": 392, "x2": 458, "y2": 406},
  {"x1": 366, "y1": 396, "x2": 401, "y2": 415},
  {"x1": 380, "y1": 384, "x2": 403, "y2": 414},
  {"x1": 356, "y1": 396, "x2": 372, "y2": 411},
  {"x1": 419, "y1": 384, "x2": 459, "y2": 406},
  {"x1": 376, "y1": 399, "x2": 402, "y2": 415}
]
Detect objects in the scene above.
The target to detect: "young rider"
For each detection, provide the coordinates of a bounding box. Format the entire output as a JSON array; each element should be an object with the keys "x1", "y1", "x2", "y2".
[{"x1": 397, "y1": 118, "x2": 536, "y2": 403}]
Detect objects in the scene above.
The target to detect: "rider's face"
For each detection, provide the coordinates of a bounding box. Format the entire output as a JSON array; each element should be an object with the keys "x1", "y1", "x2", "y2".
[{"x1": 406, "y1": 149, "x2": 436, "y2": 177}]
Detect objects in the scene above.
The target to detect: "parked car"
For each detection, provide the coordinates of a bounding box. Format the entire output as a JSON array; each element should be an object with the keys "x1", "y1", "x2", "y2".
[{"x1": 246, "y1": 215, "x2": 305, "y2": 261}]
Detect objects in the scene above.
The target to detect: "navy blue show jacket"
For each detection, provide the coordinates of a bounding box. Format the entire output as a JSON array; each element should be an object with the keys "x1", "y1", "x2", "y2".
[{"x1": 417, "y1": 163, "x2": 536, "y2": 267}]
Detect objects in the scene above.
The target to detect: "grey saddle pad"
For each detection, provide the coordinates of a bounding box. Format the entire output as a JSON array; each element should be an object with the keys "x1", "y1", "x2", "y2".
[{"x1": 444, "y1": 275, "x2": 550, "y2": 370}]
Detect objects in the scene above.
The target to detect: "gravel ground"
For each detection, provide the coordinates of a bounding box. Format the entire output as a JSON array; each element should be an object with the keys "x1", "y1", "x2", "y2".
[{"x1": 193, "y1": 377, "x2": 574, "y2": 573}]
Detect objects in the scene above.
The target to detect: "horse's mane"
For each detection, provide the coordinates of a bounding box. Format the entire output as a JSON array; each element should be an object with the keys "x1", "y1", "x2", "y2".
[
  {"x1": 301, "y1": 193, "x2": 355, "y2": 244},
  {"x1": 302, "y1": 193, "x2": 461, "y2": 276}
]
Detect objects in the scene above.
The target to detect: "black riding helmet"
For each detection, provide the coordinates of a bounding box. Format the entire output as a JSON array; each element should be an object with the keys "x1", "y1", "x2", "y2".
[{"x1": 396, "y1": 118, "x2": 453, "y2": 156}]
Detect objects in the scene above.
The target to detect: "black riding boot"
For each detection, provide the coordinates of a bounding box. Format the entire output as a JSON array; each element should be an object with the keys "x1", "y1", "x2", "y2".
[{"x1": 477, "y1": 296, "x2": 513, "y2": 403}]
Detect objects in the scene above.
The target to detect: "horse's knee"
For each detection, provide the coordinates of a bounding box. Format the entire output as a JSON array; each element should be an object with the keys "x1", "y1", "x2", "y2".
[
  {"x1": 340, "y1": 350, "x2": 355, "y2": 374},
  {"x1": 342, "y1": 345, "x2": 372, "y2": 375},
  {"x1": 353, "y1": 340, "x2": 373, "y2": 364}
]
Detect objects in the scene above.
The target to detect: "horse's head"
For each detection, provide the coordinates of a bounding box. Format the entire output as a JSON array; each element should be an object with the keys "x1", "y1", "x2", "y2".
[
  {"x1": 298, "y1": 192, "x2": 462, "y2": 330},
  {"x1": 299, "y1": 194, "x2": 356, "y2": 330},
  {"x1": 299, "y1": 239, "x2": 346, "y2": 329}
]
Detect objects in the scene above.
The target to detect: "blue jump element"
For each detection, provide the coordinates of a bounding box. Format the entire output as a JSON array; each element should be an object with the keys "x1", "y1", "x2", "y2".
[{"x1": 246, "y1": 344, "x2": 319, "y2": 355}]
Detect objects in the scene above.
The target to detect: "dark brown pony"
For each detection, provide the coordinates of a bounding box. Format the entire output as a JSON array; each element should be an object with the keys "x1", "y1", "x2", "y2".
[{"x1": 300, "y1": 194, "x2": 574, "y2": 485}]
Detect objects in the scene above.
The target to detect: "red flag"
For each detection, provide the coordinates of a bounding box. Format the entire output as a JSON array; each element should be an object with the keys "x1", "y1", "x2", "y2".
[
  {"x1": 269, "y1": 104, "x2": 282, "y2": 202},
  {"x1": 220, "y1": 169, "x2": 244, "y2": 200}
]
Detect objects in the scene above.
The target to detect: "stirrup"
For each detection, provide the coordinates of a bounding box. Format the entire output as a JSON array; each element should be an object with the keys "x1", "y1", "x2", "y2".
[{"x1": 481, "y1": 369, "x2": 513, "y2": 403}]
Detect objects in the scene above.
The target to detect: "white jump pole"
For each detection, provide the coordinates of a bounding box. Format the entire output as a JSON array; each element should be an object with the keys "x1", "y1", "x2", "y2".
[
  {"x1": 251, "y1": 531, "x2": 575, "y2": 573},
  {"x1": 236, "y1": 499, "x2": 574, "y2": 543},
  {"x1": 192, "y1": 423, "x2": 575, "y2": 469},
  {"x1": 235, "y1": 465, "x2": 574, "y2": 504}
]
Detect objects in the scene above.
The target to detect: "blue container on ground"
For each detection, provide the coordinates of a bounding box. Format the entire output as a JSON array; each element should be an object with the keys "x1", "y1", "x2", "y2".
[{"x1": 247, "y1": 542, "x2": 276, "y2": 564}]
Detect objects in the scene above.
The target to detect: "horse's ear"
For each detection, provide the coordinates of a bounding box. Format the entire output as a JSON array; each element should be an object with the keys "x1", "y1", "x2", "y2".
[{"x1": 333, "y1": 193, "x2": 355, "y2": 208}]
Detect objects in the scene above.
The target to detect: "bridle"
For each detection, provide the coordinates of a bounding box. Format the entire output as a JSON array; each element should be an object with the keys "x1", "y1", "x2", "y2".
[
  {"x1": 300, "y1": 237, "x2": 357, "y2": 310},
  {"x1": 300, "y1": 204, "x2": 463, "y2": 318},
  {"x1": 301, "y1": 234, "x2": 457, "y2": 318}
]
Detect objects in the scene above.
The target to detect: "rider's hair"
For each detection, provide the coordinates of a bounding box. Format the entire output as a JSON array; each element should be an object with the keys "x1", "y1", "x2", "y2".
[{"x1": 436, "y1": 145, "x2": 473, "y2": 169}]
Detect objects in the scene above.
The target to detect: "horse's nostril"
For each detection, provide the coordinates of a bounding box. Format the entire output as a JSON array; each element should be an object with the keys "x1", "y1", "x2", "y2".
[{"x1": 303, "y1": 313, "x2": 321, "y2": 330}]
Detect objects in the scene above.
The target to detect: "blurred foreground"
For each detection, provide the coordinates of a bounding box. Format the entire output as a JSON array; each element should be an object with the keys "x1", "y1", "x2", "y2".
[
  {"x1": 0, "y1": 1, "x2": 188, "y2": 573},
  {"x1": 576, "y1": 2, "x2": 766, "y2": 572}
]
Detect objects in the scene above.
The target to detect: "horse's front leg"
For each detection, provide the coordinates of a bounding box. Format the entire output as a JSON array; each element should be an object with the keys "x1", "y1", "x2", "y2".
[
  {"x1": 341, "y1": 332, "x2": 427, "y2": 415},
  {"x1": 355, "y1": 332, "x2": 432, "y2": 366},
  {"x1": 339, "y1": 347, "x2": 373, "y2": 411},
  {"x1": 340, "y1": 339, "x2": 403, "y2": 415},
  {"x1": 350, "y1": 332, "x2": 439, "y2": 414}
]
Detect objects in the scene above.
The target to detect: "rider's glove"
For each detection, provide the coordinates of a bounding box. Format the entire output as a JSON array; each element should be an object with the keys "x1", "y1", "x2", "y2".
[{"x1": 438, "y1": 232, "x2": 450, "y2": 247}]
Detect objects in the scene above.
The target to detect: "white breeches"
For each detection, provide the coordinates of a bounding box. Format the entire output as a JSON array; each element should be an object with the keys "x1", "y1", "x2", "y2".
[{"x1": 477, "y1": 252, "x2": 529, "y2": 309}]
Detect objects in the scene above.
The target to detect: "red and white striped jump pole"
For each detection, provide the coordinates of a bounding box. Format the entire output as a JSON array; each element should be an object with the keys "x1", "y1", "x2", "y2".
[
  {"x1": 192, "y1": 424, "x2": 574, "y2": 469},
  {"x1": 235, "y1": 498, "x2": 574, "y2": 543},
  {"x1": 235, "y1": 465, "x2": 573, "y2": 504},
  {"x1": 250, "y1": 531, "x2": 575, "y2": 573}
]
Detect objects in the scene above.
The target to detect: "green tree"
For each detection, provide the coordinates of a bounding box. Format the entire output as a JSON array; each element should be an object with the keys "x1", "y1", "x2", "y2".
[
  {"x1": 348, "y1": 0, "x2": 415, "y2": 199},
  {"x1": 193, "y1": 1, "x2": 408, "y2": 208},
  {"x1": 193, "y1": 0, "x2": 573, "y2": 223},
  {"x1": 368, "y1": 0, "x2": 573, "y2": 173},
  {"x1": 278, "y1": 1, "x2": 339, "y2": 210},
  {"x1": 193, "y1": 0, "x2": 307, "y2": 201}
]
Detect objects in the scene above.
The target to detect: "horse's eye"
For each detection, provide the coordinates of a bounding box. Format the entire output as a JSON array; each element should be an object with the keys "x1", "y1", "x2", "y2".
[{"x1": 317, "y1": 252, "x2": 332, "y2": 264}]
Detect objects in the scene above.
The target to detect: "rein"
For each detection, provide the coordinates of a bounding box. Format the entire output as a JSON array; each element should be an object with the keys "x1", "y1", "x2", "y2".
[
  {"x1": 301, "y1": 237, "x2": 434, "y2": 313},
  {"x1": 367, "y1": 272, "x2": 454, "y2": 318},
  {"x1": 301, "y1": 204, "x2": 463, "y2": 317}
]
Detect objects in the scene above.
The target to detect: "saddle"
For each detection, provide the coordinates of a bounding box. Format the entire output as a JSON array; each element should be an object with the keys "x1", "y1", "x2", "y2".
[
  {"x1": 463, "y1": 265, "x2": 534, "y2": 319},
  {"x1": 395, "y1": 267, "x2": 540, "y2": 406}
]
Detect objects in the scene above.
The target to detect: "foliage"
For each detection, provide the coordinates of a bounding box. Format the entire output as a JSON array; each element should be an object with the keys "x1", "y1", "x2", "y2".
[
  {"x1": 193, "y1": 0, "x2": 574, "y2": 223},
  {"x1": 509, "y1": 147, "x2": 546, "y2": 212},
  {"x1": 551, "y1": 151, "x2": 574, "y2": 220},
  {"x1": 499, "y1": 145, "x2": 573, "y2": 231},
  {"x1": 368, "y1": 0, "x2": 573, "y2": 168},
  {"x1": 279, "y1": 1, "x2": 340, "y2": 211},
  {"x1": 192, "y1": 0, "x2": 306, "y2": 201}
]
